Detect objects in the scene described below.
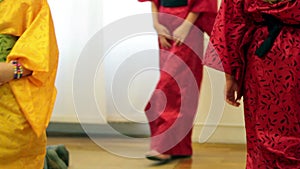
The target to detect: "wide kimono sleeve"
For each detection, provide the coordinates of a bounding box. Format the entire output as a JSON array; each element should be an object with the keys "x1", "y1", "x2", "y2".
[
  {"x1": 204, "y1": 0, "x2": 248, "y2": 79},
  {"x1": 7, "y1": 0, "x2": 59, "y2": 136},
  {"x1": 191, "y1": 0, "x2": 218, "y2": 36},
  {"x1": 138, "y1": 0, "x2": 160, "y2": 7}
]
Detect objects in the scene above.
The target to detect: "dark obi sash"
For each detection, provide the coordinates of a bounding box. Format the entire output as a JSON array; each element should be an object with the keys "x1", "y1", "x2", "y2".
[
  {"x1": 0, "y1": 34, "x2": 18, "y2": 62},
  {"x1": 161, "y1": 0, "x2": 188, "y2": 7},
  {"x1": 255, "y1": 14, "x2": 300, "y2": 58}
]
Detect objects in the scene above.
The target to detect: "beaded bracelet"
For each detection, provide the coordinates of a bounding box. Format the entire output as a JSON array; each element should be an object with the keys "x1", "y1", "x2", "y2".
[{"x1": 10, "y1": 60, "x2": 23, "y2": 79}]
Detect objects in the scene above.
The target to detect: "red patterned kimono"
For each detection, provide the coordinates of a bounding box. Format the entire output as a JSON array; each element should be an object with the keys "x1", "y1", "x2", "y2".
[
  {"x1": 205, "y1": 0, "x2": 300, "y2": 168},
  {"x1": 138, "y1": 0, "x2": 217, "y2": 155}
]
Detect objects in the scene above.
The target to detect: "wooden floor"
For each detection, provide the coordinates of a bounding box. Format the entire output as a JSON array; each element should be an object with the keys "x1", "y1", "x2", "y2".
[{"x1": 47, "y1": 136, "x2": 246, "y2": 169}]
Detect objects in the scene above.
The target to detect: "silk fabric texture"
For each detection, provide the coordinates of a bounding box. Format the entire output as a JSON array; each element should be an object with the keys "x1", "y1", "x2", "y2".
[
  {"x1": 0, "y1": 0, "x2": 58, "y2": 137},
  {"x1": 205, "y1": 0, "x2": 300, "y2": 168},
  {"x1": 138, "y1": 0, "x2": 217, "y2": 155},
  {"x1": 0, "y1": 0, "x2": 58, "y2": 168}
]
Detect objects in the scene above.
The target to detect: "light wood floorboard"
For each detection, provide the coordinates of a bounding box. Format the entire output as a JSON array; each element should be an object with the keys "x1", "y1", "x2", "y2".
[{"x1": 47, "y1": 136, "x2": 246, "y2": 169}]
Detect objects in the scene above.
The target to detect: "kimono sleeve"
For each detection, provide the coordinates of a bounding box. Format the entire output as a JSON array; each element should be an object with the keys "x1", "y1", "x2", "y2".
[
  {"x1": 7, "y1": 0, "x2": 59, "y2": 87},
  {"x1": 191, "y1": 0, "x2": 218, "y2": 35},
  {"x1": 138, "y1": 0, "x2": 160, "y2": 7},
  {"x1": 7, "y1": 0, "x2": 58, "y2": 136},
  {"x1": 204, "y1": 0, "x2": 247, "y2": 79}
]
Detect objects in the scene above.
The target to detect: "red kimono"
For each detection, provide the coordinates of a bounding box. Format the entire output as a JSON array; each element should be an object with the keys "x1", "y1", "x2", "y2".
[
  {"x1": 205, "y1": 0, "x2": 300, "y2": 168},
  {"x1": 138, "y1": 0, "x2": 217, "y2": 155}
]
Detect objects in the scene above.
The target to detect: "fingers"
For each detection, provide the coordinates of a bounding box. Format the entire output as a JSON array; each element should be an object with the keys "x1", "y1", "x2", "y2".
[
  {"x1": 159, "y1": 36, "x2": 172, "y2": 49},
  {"x1": 160, "y1": 35, "x2": 183, "y2": 48},
  {"x1": 225, "y1": 76, "x2": 241, "y2": 107},
  {"x1": 174, "y1": 37, "x2": 183, "y2": 46},
  {"x1": 164, "y1": 33, "x2": 173, "y2": 40},
  {"x1": 172, "y1": 27, "x2": 188, "y2": 46},
  {"x1": 157, "y1": 26, "x2": 172, "y2": 49},
  {"x1": 226, "y1": 90, "x2": 241, "y2": 107},
  {"x1": 225, "y1": 82, "x2": 240, "y2": 107},
  {"x1": 226, "y1": 97, "x2": 241, "y2": 107},
  {"x1": 158, "y1": 27, "x2": 172, "y2": 40}
]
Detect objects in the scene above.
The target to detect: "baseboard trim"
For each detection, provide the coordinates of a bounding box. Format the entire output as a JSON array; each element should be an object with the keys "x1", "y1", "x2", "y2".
[
  {"x1": 47, "y1": 122, "x2": 246, "y2": 144},
  {"x1": 46, "y1": 122, "x2": 150, "y2": 137}
]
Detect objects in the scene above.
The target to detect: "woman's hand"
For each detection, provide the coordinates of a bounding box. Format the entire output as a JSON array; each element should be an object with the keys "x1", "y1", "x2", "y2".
[
  {"x1": 154, "y1": 23, "x2": 172, "y2": 49},
  {"x1": 172, "y1": 12, "x2": 199, "y2": 46},
  {"x1": 0, "y1": 62, "x2": 32, "y2": 85},
  {"x1": 158, "y1": 35, "x2": 172, "y2": 49},
  {"x1": 172, "y1": 23, "x2": 192, "y2": 46},
  {"x1": 0, "y1": 62, "x2": 14, "y2": 85},
  {"x1": 225, "y1": 74, "x2": 241, "y2": 107}
]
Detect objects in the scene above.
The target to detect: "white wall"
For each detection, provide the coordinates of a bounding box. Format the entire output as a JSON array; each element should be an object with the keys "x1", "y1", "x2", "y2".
[
  {"x1": 102, "y1": 1, "x2": 157, "y2": 122},
  {"x1": 48, "y1": 0, "x2": 105, "y2": 123}
]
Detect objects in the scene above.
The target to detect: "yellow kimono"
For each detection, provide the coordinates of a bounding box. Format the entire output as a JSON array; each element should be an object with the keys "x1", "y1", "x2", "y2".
[{"x1": 0, "y1": 0, "x2": 58, "y2": 168}]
